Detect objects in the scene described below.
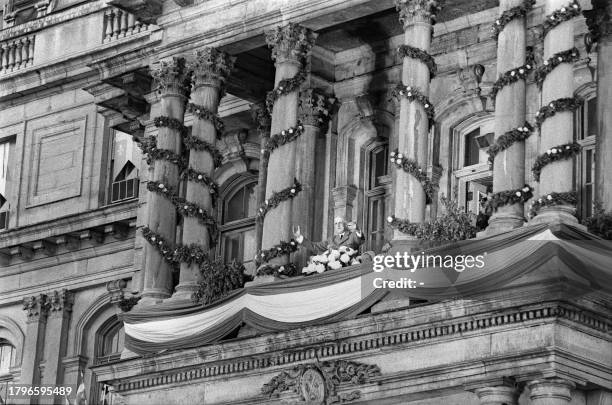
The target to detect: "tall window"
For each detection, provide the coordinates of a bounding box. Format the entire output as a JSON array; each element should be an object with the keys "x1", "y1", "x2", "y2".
[
  {"x1": 364, "y1": 143, "x2": 390, "y2": 252},
  {"x1": 575, "y1": 95, "x2": 597, "y2": 219},
  {"x1": 453, "y1": 118, "x2": 494, "y2": 216},
  {"x1": 0, "y1": 139, "x2": 15, "y2": 231},
  {"x1": 0, "y1": 339, "x2": 15, "y2": 374},
  {"x1": 219, "y1": 175, "x2": 258, "y2": 273},
  {"x1": 107, "y1": 130, "x2": 140, "y2": 204},
  {"x1": 95, "y1": 319, "x2": 125, "y2": 365}
]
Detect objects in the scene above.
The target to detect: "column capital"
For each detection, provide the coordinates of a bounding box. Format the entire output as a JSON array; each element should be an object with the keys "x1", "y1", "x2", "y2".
[
  {"x1": 584, "y1": 0, "x2": 612, "y2": 45},
  {"x1": 150, "y1": 57, "x2": 192, "y2": 99},
  {"x1": 395, "y1": 0, "x2": 443, "y2": 26},
  {"x1": 298, "y1": 88, "x2": 335, "y2": 128},
  {"x1": 22, "y1": 294, "x2": 50, "y2": 323},
  {"x1": 250, "y1": 102, "x2": 272, "y2": 132},
  {"x1": 527, "y1": 378, "x2": 575, "y2": 403},
  {"x1": 189, "y1": 47, "x2": 235, "y2": 90},
  {"x1": 265, "y1": 23, "x2": 318, "y2": 64},
  {"x1": 49, "y1": 289, "x2": 74, "y2": 315},
  {"x1": 107, "y1": 279, "x2": 128, "y2": 304}
]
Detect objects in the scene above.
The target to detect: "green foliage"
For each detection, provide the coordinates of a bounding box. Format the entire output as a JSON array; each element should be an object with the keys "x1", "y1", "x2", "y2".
[
  {"x1": 584, "y1": 203, "x2": 612, "y2": 240},
  {"x1": 193, "y1": 259, "x2": 252, "y2": 306}
]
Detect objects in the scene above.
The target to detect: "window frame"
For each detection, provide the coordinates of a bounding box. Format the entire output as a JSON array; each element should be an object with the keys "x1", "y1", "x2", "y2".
[
  {"x1": 104, "y1": 128, "x2": 141, "y2": 206},
  {"x1": 362, "y1": 138, "x2": 391, "y2": 252},
  {"x1": 574, "y1": 90, "x2": 598, "y2": 219}
]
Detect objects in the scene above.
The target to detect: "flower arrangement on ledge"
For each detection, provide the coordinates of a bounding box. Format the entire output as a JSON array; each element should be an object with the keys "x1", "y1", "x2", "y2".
[
  {"x1": 397, "y1": 45, "x2": 437, "y2": 78},
  {"x1": 389, "y1": 149, "x2": 437, "y2": 203},
  {"x1": 491, "y1": 0, "x2": 536, "y2": 40},
  {"x1": 535, "y1": 97, "x2": 583, "y2": 129},
  {"x1": 256, "y1": 179, "x2": 302, "y2": 222},
  {"x1": 541, "y1": 0, "x2": 581, "y2": 38},
  {"x1": 532, "y1": 142, "x2": 581, "y2": 182},
  {"x1": 193, "y1": 259, "x2": 252, "y2": 305},
  {"x1": 487, "y1": 123, "x2": 533, "y2": 165},
  {"x1": 529, "y1": 191, "x2": 577, "y2": 218},
  {"x1": 387, "y1": 197, "x2": 477, "y2": 242},
  {"x1": 302, "y1": 246, "x2": 362, "y2": 275},
  {"x1": 484, "y1": 185, "x2": 533, "y2": 213},
  {"x1": 255, "y1": 239, "x2": 299, "y2": 267},
  {"x1": 256, "y1": 263, "x2": 299, "y2": 278}
]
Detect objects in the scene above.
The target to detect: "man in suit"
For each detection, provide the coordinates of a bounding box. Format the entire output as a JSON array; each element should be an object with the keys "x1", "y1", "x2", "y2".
[{"x1": 292, "y1": 217, "x2": 365, "y2": 254}]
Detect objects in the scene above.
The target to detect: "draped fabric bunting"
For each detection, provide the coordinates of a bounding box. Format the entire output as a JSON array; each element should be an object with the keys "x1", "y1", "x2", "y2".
[{"x1": 123, "y1": 223, "x2": 612, "y2": 354}]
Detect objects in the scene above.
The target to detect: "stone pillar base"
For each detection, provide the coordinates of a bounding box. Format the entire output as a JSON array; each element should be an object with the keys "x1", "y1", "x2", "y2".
[
  {"x1": 484, "y1": 213, "x2": 525, "y2": 236},
  {"x1": 166, "y1": 283, "x2": 198, "y2": 301},
  {"x1": 527, "y1": 378, "x2": 575, "y2": 405},
  {"x1": 529, "y1": 205, "x2": 582, "y2": 228},
  {"x1": 475, "y1": 385, "x2": 519, "y2": 405}
]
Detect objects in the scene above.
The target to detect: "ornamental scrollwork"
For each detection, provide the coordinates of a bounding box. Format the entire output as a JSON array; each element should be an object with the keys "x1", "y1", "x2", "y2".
[
  {"x1": 150, "y1": 57, "x2": 192, "y2": 98},
  {"x1": 395, "y1": 0, "x2": 444, "y2": 25},
  {"x1": 261, "y1": 360, "x2": 381, "y2": 404},
  {"x1": 265, "y1": 23, "x2": 318, "y2": 62},
  {"x1": 189, "y1": 47, "x2": 235, "y2": 91}
]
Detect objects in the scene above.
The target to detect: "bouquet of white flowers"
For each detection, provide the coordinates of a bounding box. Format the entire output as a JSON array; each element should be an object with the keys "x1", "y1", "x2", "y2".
[{"x1": 302, "y1": 246, "x2": 362, "y2": 275}]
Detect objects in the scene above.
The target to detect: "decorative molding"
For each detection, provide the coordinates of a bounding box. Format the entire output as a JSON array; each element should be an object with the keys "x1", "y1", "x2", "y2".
[
  {"x1": 265, "y1": 23, "x2": 317, "y2": 64},
  {"x1": 298, "y1": 89, "x2": 336, "y2": 129},
  {"x1": 189, "y1": 48, "x2": 235, "y2": 93},
  {"x1": 261, "y1": 360, "x2": 381, "y2": 403},
  {"x1": 106, "y1": 279, "x2": 128, "y2": 303},
  {"x1": 22, "y1": 294, "x2": 50, "y2": 322},
  {"x1": 150, "y1": 57, "x2": 192, "y2": 99},
  {"x1": 394, "y1": 0, "x2": 443, "y2": 26},
  {"x1": 49, "y1": 289, "x2": 74, "y2": 314}
]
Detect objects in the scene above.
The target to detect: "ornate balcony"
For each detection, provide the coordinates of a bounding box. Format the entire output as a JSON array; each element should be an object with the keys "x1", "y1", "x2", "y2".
[
  {"x1": 102, "y1": 8, "x2": 149, "y2": 44},
  {"x1": 0, "y1": 34, "x2": 34, "y2": 74}
]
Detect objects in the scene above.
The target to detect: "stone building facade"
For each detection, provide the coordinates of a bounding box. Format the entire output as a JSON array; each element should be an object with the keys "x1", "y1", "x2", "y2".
[{"x1": 0, "y1": 0, "x2": 610, "y2": 404}]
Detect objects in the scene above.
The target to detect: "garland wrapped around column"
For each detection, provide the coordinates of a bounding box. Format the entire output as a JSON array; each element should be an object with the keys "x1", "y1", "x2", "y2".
[
  {"x1": 534, "y1": 48, "x2": 580, "y2": 86},
  {"x1": 391, "y1": 84, "x2": 435, "y2": 129},
  {"x1": 541, "y1": 0, "x2": 581, "y2": 38},
  {"x1": 484, "y1": 185, "x2": 533, "y2": 213},
  {"x1": 532, "y1": 142, "x2": 581, "y2": 181},
  {"x1": 256, "y1": 179, "x2": 302, "y2": 222},
  {"x1": 491, "y1": 0, "x2": 536, "y2": 39},
  {"x1": 389, "y1": 149, "x2": 438, "y2": 204},
  {"x1": 535, "y1": 97, "x2": 583, "y2": 129},
  {"x1": 487, "y1": 123, "x2": 533, "y2": 165},
  {"x1": 529, "y1": 191, "x2": 577, "y2": 218}
]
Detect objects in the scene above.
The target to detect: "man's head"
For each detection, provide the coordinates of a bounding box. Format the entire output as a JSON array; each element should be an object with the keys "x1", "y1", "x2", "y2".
[{"x1": 333, "y1": 217, "x2": 347, "y2": 236}]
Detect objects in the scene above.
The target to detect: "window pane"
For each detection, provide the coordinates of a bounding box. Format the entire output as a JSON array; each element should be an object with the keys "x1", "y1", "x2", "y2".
[
  {"x1": 245, "y1": 183, "x2": 258, "y2": 218},
  {"x1": 223, "y1": 234, "x2": 242, "y2": 262},
  {"x1": 0, "y1": 343, "x2": 14, "y2": 372},
  {"x1": 587, "y1": 97, "x2": 597, "y2": 138},
  {"x1": 464, "y1": 128, "x2": 480, "y2": 166},
  {"x1": 226, "y1": 188, "x2": 246, "y2": 222},
  {"x1": 111, "y1": 131, "x2": 139, "y2": 181}
]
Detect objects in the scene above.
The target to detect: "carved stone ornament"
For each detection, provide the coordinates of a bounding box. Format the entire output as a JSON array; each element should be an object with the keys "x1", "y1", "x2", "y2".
[
  {"x1": 583, "y1": 0, "x2": 612, "y2": 45},
  {"x1": 261, "y1": 360, "x2": 381, "y2": 404},
  {"x1": 265, "y1": 23, "x2": 318, "y2": 63},
  {"x1": 22, "y1": 294, "x2": 50, "y2": 321},
  {"x1": 150, "y1": 57, "x2": 192, "y2": 98},
  {"x1": 49, "y1": 289, "x2": 74, "y2": 313},
  {"x1": 189, "y1": 47, "x2": 236, "y2": 90},
  {"x1": 250, "y1": 102, "x2": 272, "y2": 131},
  {"x1": 299, "y1": 89, "x2": 336, "y2": 129},
  {"x1": 395, "y1": 0, "x2": 444, "y2": 25}
]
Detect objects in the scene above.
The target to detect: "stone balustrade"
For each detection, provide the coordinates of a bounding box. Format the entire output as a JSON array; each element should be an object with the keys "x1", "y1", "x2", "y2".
[
  {"x1": 103, "y1": 7, "x2": 148, "y2": 43},
  {"x1": 0, "y1": 35, "x2": 35, "y2": 74}
]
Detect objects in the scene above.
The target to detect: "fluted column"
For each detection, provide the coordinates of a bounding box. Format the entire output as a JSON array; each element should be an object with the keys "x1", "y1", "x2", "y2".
[
  {"x1": 260, "y1": 23, "x2": 316, "y2": 267},
  {"x1": 172, "y1": 48, "x2": 234, "y2": 299},
  {"x1": 292, "y1": 89, "x2": 334, "y2": 267},
  {"x1": 586, "y1": 1, "x2": 612, "y2": 211},
  {"x1": 531, "y1": 0, "x2": 581, "y2": 225},
  {"x1": 20, "y1": 294, "x2": 49, "y2": 403},
  {"x1": 41, "y1": 290, "x2": 73, "y2": 405},
  {"x1": 141, "y1": 58, "x2": 191, "y2": 302},
  {"x1": 251, "y1": 103, "x2": 272, "y2": 251},
  {"x1": 528, "y1": 379, "x2": 575, "y2": 405},
  {"x1": 487, "y1": 0, "x2": 532, "y2": 233},
  {"x1": 392, "y1": 0, "x2": 440, "y2": 238}
]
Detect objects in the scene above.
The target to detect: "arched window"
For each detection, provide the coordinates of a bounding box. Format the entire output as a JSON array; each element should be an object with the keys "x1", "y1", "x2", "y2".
[
  {"x1": 95, "y1": 317, "x2": 125, "y2": 366},
  {"x1": 363, "y1": 141, "x2": 390, "y2": 252},
  {"x1": 0, "y1": 339, "x2": 16, "y2": 375},
  {"x1": 574, "y1": 94, "x2": 597, "y2": 219},
  {"x1": 219, "y1": 174, "x2": 259, "y2": 273}
]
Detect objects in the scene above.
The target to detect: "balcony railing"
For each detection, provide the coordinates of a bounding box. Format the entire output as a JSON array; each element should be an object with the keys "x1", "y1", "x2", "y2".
[
  {"x1": 0, "y1": 35, "x2": 35, "y2": 74},
  {"x1": 103, "y1": 8, "x2": 148, "y2": 43}
]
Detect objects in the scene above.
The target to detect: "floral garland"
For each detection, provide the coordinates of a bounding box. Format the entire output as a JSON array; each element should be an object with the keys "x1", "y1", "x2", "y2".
[
  {"x1": 532, "y1": 142, "x2": 581, "y2": 181},
  {"x1": 142, "y1": 226, "x2": 215, "y2": 267},
  {"x1": 174, "y1": 243, "x2": 211, "y2": 266},
  {"x1": 487, "y1": 123, "x2": 533, "y2": 164},
  {"x1": 484, "y1": 185, "x2": 533, "y2": 212},
  {"x1": 147, "y1": 180, "x2": 219, "y2": 240},
  {"x1": 263, "y1": 122, "x2": 305, "y2": 155},
  {"x1": 181, "y1": 167, "x2": 219, "y2": 201},
  {"x1": 256, "y1": 179, "x2": 302, "y2": 222},
  {"x1": 529, "y1": 191, "x2": 577, "y2": 218},
  {"x1": 181, "y1": 133, "x2": 223, "y2": 168},
  {"x1": 542, "y1": 0, "x2": 581, "y2": 38},
  {"x1": 490, "y1": 61, "x2": 534, "y2": 100},
  {"x1": 118, "y1": 296, "x2": 141, "y2": 312},
  {"x1": 534, "y1": 48, "x2": 580, "y2": 87},
  {"x1": 265, "y1": 61, "x2": 308, "y2": 113},
  {"x1": 153, "y1": 116, "x2": 189, "y2": 137},
  {"x1": 255, "y1": 239, "x2": 299, "y2": 267},
  {"x1": 139, "y1": 137, "x2": 187, "y2": 169},
  {"x1": 491, "y1": 0, "x2": 536, "y2": 40},
  {"x1": 186, "y1": 102, "x2": 225, "y2": 138},
  {"x1": 389, "y1": 149, "x2": 437, "y2": 203},
  {"x1": 397, "y1": 45, "x2": 437, "y2": 78},
  {"x1": 142, "y1": 226, "x2": 179, "y2": 266},
  {"x1": 256, "y1": 263, "x2": 299, "y2": 278},
  {"x1": 535, "y1": 97, "x2": 583, "y2": 129},
  {"x1": 391, "y1": 84, "x2": 435, "y2": 129}
]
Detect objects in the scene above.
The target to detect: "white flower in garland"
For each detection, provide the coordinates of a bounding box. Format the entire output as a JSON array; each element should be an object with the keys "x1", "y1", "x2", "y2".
[
  {"x1": 515, "y1": 191, "x2": 522, "y2": 197},
  {"x1": 522, "y1": 186, "x2": 531, "y2": 193},
  {"x1": 547, "y1": 195, "x2": 553, "y2": 200},
  {"x1": 387, "y1": 216, "x2": 394, "y2": 223}
]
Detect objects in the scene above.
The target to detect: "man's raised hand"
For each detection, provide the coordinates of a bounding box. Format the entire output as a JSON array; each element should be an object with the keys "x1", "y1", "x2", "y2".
[{"x1": 292, "y1": 225, "x2": 301, "y2": 239}]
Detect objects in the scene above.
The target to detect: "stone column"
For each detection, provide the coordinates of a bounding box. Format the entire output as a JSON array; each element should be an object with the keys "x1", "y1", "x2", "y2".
[
  {"x1": 261, "y1": 23, "x2": 316, "y2": 265},
  {"x1": 586, "y1": 390, "x2": 612, "y2": 405},
  {"x1": 20, "y1": 294, "x2": 49, "y2": 403},
  {"x1": 531, "y1": 0, "x2": 580, "y2": 225},
  {"x1": 528, "y1": 379, "x2": 575, "y2": 405},
  {"x1": 392, "y1": 0, "x2": 440, "y2": 238},
  {"x1": 251, "y1": 103, "x2": 272, "y2": 251},
  {"x1": 487, "y1": 0, "x2": 530, "y2": 233},
  {"x1": 292, "y1": 89, "x2": 334, "y2": 267},
  {"x1": 41, "y1": 290, "x2": 73, "y2": 405},
  {"x1": 141, "y1": 57, "x2": 191, "y2": 302},
  {"x1": 172, "y1": 48, "x2": 234, "y2": 300},
  {"x1": 475, "y1": 385, "x2": 520, "y2": 405},
  {"x1": 586, "y1": 0, "x2": 612, "y2": 211}
]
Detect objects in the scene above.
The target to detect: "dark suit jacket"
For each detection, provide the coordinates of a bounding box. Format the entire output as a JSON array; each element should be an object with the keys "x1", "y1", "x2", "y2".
[{"x1": 300, "y1": 231, "x2": 365, "y2": 254}]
